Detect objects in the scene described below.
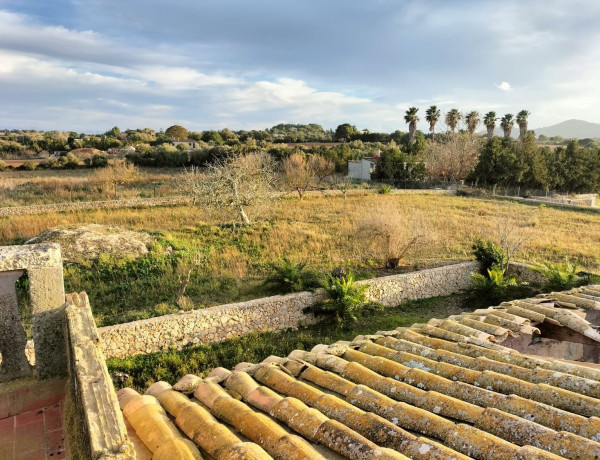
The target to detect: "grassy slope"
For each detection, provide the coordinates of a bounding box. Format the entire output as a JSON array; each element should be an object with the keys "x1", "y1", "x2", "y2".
[{"x1": 4, "y1": 193, "x2": 600, "y2": 327}]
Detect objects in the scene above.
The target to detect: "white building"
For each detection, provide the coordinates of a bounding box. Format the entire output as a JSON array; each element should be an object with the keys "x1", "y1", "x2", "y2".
[{"x1": 348, "y1": 158, "x2": 377, "y2": 180}]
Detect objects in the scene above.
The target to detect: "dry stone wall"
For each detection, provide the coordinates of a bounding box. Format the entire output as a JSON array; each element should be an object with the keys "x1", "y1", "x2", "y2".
[
  {"x1": 0, "y1": 196, "x2": 188, "y2": 217},
  {"x1": 99, "y1": 261, "x2": 480, "y2": 359}
]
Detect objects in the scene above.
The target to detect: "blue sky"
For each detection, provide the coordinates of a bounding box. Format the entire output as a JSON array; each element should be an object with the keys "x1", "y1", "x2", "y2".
[{"x1": 1, "y1": 0, "x2": 599, "y2": 132}]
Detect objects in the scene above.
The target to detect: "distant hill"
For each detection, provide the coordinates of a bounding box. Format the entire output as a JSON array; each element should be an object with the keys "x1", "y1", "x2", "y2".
[{"x1": 532, "y1": 119, "x2": 600, "y2": 139}]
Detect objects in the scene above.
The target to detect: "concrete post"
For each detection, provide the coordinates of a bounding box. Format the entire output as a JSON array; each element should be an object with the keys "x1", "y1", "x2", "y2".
[
  {"x1": 28, "y1": 266, "x2": 66, "y2": 379},
  {"x1": 0, "y1": 243, "x2": 67, "y2": 380},
  {"x1": 0, "y1": 270, "x2": 32, "y2": 381}
]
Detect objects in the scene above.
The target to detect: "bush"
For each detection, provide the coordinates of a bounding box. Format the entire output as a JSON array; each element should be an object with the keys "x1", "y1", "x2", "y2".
[
  {"x1": 470, "y1": 266, "x2": 518, "y2": 304},
  {"x1": 0, "y1": 160, "x2": 6, "y2": 172},
  {"x1": 308, "y1": 273, "x2": 383, "y2": 326},
  {"x1": 532, "y1": 257, "x2": 578, "y2": 290},
  {"x1": 264, "y1": 257, "x2": 320, "y2": 293},
  {"x1": 378, "y1": 184, "x2": 393, "y2": 194},
  {"x1": 19, "y1": 161, "x2": 37, "y2": 171},
  {"x1": 472, "y1": 238, "x2": 505, "y2": 273}
]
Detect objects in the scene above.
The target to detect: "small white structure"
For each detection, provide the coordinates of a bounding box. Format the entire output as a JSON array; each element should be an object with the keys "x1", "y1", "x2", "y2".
[
  {"x1": 348, "y1": 158, "x2": 377, "y2": 181},
  {"x1": 169, "y1": 140, "x2": 197, "y2": 148}
]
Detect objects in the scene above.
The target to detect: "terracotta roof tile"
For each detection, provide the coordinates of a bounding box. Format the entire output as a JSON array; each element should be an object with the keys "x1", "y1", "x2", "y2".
[{"x1": 120, "y1": 286, "x2": 600, "y2": 459}]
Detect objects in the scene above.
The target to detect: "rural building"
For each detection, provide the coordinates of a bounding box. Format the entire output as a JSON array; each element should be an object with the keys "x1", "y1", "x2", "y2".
[
  {"x1": 169, "y1": 140, "x2": 197, "y2": 149},
  {"x1": 348, "y1": 157, "x2": 377, "y2": 180}
]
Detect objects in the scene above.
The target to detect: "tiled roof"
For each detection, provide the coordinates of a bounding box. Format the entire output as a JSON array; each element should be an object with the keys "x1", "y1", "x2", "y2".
[{"x1": 117, "y1": 285, "x2": 600, "y2": 459}]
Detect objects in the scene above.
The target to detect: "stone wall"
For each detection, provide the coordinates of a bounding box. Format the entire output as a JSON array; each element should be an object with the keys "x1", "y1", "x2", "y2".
[
  {"x1": 0, "y1": 196, "x2": 189, "y2": 217},
  {"x1": 0, "y1": 189, "x2": 455, "y2": 217},
  {"x1": 99, "y1": 261, "x2": 480, "y2": 359},
  {"x1": 63, "y1": 292, "x2": 135, "y2": 459}
]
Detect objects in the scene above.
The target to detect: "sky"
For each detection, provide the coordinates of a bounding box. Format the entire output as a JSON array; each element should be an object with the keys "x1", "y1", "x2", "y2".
[{"x1": 1, "y1": 0, "x2": 599, "y2": 133}]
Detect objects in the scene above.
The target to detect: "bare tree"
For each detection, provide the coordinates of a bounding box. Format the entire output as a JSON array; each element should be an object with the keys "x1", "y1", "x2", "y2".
[
  {"x1": 328, "y1": 174, "x2": 354, "y2": 201},
  {"x1": 310, "y1": 155, "x2": 335, "y2": 184},
  {"x1": 183, "y1": 152, "x2": 278, "y2": 225},
  {"x1": 176, "y1": 250, "x2": 203, "y2": 308},
  {"x1": 283, "y1": 153, "x2": 312, "y2": 200},
  {"x1": 283, "y1": 153, "x2": 333, "y2": 199},
  {"x1": 89, "y1": 158, "x2": 139, "y2": 196},
  {"x1": 358, "y1": 203, "x2": 432, "y2": 268},
  {"x1": 494, "y1": 206, "x2": 533, "y2": 274},
  {"x1": 426, "y1": 133, "x2": 481, "y2": 182}
]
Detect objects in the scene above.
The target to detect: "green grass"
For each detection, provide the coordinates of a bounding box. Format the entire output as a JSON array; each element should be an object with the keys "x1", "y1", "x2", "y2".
[{"x1": 107, "y1": 294, "x2": 472, "y2": 391}]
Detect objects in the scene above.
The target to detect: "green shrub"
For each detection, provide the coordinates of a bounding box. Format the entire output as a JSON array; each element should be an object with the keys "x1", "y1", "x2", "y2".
[
  {"x1": 532, "y1": 257, "x2": 578, "y2": 290},
  {"x1": 378, "y1": 184, "x2": 393, "y2": 194},
  {"x1": 472, "y1": 238, "x2": 505, "y2": 273},
  {"x1": 264, "y1": 257, "x2": 320, "y2": 293},
  {"x1": 309, "y1": 273, "x2": 383, "y2": 326},
  {"x1": 0, "y1": 160, "x2": 6, "y2": 172},
  {"x1": 470, "y1": 266, "x2": 518, "y2": 304}
]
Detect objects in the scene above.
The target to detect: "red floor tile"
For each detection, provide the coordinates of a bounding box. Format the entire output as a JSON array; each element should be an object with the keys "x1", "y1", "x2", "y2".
[
  {"x1": 45, "y1": 428, "x2": 65, "y2": 458},
  {"x1": 15, "y1": 419, "x2": 45, "y2": 453},
  {"x1": 16, "y1": 449, "x2": 45, "y2": 460},
  {"x1": 43, "y1": 404, "x2": 62, "y2": 432},
  {"x1": 15, "y1": 408, "x2": 44, "y2": 427}
]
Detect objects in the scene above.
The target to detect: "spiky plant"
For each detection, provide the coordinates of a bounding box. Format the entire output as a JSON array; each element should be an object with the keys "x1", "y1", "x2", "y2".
[{"x1": 310, "y1": 273, "x2": 383, "y2": 327}]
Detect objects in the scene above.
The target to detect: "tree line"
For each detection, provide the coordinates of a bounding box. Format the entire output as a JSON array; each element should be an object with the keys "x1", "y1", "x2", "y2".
[{"x1": 2, "y1": 116, "x2": 599, "y2": 193}]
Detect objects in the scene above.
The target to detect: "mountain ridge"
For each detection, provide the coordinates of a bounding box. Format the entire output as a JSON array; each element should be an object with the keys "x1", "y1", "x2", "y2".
[{"x1": 532, "y1": 119, "x2": 600, "y2": 139}]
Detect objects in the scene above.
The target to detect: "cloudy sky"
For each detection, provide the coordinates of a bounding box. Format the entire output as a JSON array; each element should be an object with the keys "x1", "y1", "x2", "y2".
[{"x1": 1, "y1": 0, "x2": 599, "y2": 133}]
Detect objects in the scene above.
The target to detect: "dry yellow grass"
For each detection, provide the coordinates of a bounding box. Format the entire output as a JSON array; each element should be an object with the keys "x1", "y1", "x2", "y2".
[{"x1": 2, "y1": 193, "x2": 599, "y2": 272}]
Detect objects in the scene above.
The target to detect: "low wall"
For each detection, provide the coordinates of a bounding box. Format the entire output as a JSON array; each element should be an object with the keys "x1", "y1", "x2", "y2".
[
  {"x1": 0, "y1": 196, "x2": 189, "y2": 217},
  {"x1": 0, "y1": 189, "x2": 456, "y2": 217},
  {"x1": 99, "y1": 261, "x2": 480, "y2": 359},
  {"x1": 63, "y1": 292, "x2": 134, "y2": 459}
]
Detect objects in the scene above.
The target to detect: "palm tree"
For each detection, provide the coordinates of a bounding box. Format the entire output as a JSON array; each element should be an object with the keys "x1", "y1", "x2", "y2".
[
  {"x1": 404, "y1": 107, "x2": 420, "y2": 144},
  {"x1": 425, "y1": 105, "x2": 441, "y2": 139},
  {"x1": 483, "y1": 111, "x2": 498, "y2": 139},
  {"x1": 465, "y1": 111, "x2": 480, "y2": 135},
  {"x1": 445, "y1": 109, "x2": 462, "y2": 134},
  {"x1": 516, "y1": 110, "x2": 530, "y2": 141},
  {"x1": 500, "y1": 114, "x2": 515, "y2": 138}
]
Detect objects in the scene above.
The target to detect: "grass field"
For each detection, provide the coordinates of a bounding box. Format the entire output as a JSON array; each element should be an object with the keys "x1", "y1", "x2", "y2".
[
  {"x1": 0, "y1": 167, "x2": 183, "y2": 206},
  {"x1": 4, "y1": 192, "x2": 600, "y2": 327}
]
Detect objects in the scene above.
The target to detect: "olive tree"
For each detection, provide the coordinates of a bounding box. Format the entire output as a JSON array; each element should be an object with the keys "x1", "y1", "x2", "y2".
[{"x1": 183, "y1": 152, "x2": 278, "y2": 225}]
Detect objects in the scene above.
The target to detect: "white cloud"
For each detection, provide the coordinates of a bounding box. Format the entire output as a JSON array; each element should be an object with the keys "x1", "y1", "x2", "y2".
[
  {"x1": 497, "y1": 81, "x2": 512, "y2": 92},
  {"x1": 226, "y1": 78, "x2": 370, "y2": 113}
]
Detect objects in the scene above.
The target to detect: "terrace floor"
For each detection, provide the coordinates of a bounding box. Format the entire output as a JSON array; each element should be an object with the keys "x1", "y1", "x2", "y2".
[{"x1": 0, "y1": 378, "x2": 66, "y2": 460}]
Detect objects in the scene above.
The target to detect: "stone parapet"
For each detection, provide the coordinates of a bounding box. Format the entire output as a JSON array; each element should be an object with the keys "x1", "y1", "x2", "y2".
[
  {"x1": 64, "y1": 292, "x2": 135, "y2": 459},
  {"x1": 99, "y1": 261, "x2": 480, "y2": 359}
]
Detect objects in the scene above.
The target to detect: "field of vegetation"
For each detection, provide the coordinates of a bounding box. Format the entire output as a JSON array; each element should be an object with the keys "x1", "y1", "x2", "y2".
[{"x1": 4, "y1": 192, "x2": 600, "y2": 327}]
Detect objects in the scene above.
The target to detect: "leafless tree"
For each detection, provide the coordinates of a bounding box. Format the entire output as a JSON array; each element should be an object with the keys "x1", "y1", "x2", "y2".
[
  {"x1": 283, "y1": 153, "x2": 333, "y2": 199},
  {"x1": 358, "y1": 203, "x2": 432, "y2": 268},
  {"x1": 89, "y1": 158, "x2": 139, "y2": 196},
  {"x1": 426, "y1": 133, "x2": 481, "y2": 182},
  {"x1": 328, "y1": 174, "x2": 354, "y2": 201},
  {"x1": 183, "y1": 152, "x2": 278, "y2": 225},
  {"x1": 494, "y1": 205, "x2": 533, "y2": 274},
  {"x1": 176, "y1": 250, "x2": 203, "y2": 308},
  {"x1": 310, "y1": 154, "x2": 335, "y2": 184}
]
